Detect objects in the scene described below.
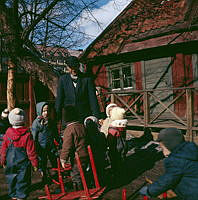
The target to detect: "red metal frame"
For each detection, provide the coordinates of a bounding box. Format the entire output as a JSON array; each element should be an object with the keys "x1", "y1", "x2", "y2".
[
  {"x1": 122, "y1": 188, "x2": 126, "y2": 200},
  {"x1": 39, "y1": 145, "x2": 105, "y2": 200},
  {"x1": 87, "y1": 145, "x2": 100, "y2": 189},
  {"x1": 39, "y1": 158, "x2": 72, "y2": 200},
  {"x1": 163, "y1": 192, "x2": 167, "y2": 200}
]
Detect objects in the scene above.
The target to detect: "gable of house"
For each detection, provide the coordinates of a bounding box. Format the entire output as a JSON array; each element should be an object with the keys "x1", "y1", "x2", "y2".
[{"x1": 81, "y1": 0, "x2": 198, "y2": 62}]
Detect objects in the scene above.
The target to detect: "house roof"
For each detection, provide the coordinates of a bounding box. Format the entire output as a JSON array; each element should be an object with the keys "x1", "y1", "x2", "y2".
[
  {"x1": 37, "y1": 45, "x2": 82, "y2": 58},
  {"x1": 81, "y1": 0, "x2": 198, "y2": 62}
]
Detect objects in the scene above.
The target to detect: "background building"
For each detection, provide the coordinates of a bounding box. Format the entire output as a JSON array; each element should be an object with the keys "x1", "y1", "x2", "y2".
[{"x1": 81, "y1": 0, "x2": 198, "y2": 140}]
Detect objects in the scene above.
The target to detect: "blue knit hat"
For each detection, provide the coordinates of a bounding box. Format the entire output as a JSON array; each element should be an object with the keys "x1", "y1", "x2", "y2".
[{"x1": 157, "y1": 128, "x2": 184, "y2": 151}]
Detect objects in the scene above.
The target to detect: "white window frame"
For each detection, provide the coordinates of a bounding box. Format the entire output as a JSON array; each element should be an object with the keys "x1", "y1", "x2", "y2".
[{"x1": 107, "y1": 63, "x2": 134, "y2": 91}]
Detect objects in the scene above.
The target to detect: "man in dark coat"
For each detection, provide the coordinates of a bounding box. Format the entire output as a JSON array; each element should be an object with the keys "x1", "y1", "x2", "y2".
[
  {"x1": 139, "y1": 128, "x2": 198, "y2": 200},
  {"x1": 55, "y1": 56, "x2": 100, "y2": 129}
]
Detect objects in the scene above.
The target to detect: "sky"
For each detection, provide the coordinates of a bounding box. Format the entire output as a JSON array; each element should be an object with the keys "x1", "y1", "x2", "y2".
[{"x1": 77, "y1": 0, "x2": 131, "y2": 49}]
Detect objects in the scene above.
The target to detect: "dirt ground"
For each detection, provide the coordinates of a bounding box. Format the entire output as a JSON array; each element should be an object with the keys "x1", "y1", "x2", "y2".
[
  {"x1": 0, "y1": 131, "x2": 168, "y2": 200},
  {"x1": 0, "y1": 159, "x2": 164, "y2": 200}
]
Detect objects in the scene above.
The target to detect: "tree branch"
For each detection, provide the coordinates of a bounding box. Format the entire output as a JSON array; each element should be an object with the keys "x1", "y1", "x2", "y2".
[
  {"x1": 81, "y1": 0, "x2": 103, "y2": 30},
  {"x1": 21, "y1": 0, "x2": 62, "y2": 40},
  {"x1": 0, "y1": 0, "x2": 7, "y2": 6}
]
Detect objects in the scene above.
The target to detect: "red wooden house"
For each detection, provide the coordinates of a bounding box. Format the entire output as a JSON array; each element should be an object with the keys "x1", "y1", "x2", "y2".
[{"x1": 81, "y1": 0, "x2": 198, "y2": 140}]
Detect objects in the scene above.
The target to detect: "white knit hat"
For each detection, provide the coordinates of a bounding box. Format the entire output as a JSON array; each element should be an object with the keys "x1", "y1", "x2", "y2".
[
  {"x1": 110, "y1": 107, "x2": 126, "y2": 121},
  {"x1": 1, "y1": 108, "x2": 9, "y2": 119},
  {"x1": 106, "y1": 103, "x2": 117, "y2": 117},
  {"x1": 84, "y1": 116, "x2": 98, "y2": 127},
  {"x1": 8, "y1": 108, "x2": 25, "y2": 126}
]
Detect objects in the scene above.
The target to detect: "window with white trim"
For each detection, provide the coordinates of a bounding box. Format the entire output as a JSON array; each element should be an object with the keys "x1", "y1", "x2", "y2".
[{"x1": 108, "y1": 63, "x2": 134, "y2": 90}]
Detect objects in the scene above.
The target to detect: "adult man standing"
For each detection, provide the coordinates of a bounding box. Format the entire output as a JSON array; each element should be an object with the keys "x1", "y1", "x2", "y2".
[{"x1": 55, "y1": 56, "x2": 100, "y2": 129}]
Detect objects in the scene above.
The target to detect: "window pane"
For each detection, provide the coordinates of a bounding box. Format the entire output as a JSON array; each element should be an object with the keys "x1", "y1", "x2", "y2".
[
  {"x1": 112, "y1": 69, "x2": 120, "y2": 79},
  {"x1": 123, "y1": 66, "x2": 133, "y2": 88},
  {"x1": 123, "y1": 66, "x2": 131, "y2": 77},
  {"x1": 123, "y1": 77, "x2": 132, "y2": 88},
  {"x1": 112, "y1": 80, "x2": 120, "y2": 89}
]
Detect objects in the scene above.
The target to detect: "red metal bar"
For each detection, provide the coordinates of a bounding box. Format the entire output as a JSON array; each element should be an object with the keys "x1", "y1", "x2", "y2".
[
  {"x1": 75, "y1": 152, "x2": 91, "y2": 200},
  {"x1": 122, "y1": 188, "x2": 126, "y2": 200},
  {"x1": 57, "y1": 158, "x2": 65, "y2": 194},
  {"x1": 87, "y1": 145, "x2": 100, "y2": 189},
  {"x1": 44, "y1": 184, "x2": 52, "y2": 200},
  {"x1": 163, "y1": 192, "x2": 167, "y2": 199}
]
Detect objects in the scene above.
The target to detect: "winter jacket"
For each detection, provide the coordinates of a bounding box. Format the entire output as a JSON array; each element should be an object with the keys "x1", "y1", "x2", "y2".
[
  {"x1": 55, "y1": 73, "x2": 100, "y2": 121},
  {"x1": 148, "y1": 142, "x2": 198, "y2": 200},
  {"x1": 107, "y1": 119, "x2": 128, "y2": 160},
  {"x1": 60, "y1": 121, "x2": 88, "y2": 162},
  {"x1": 85, "y1": 119, "x2": 107, "y2": 165},
  {"x1": 31, "y1": 102, "x2": 61, "y2": 151},
  {"x1": 100, "y1": 103, "x2": 117, "y2": 137},
  {"x1": 100, "y1": 118, "x2": 113, "y2": 137},
  {"x1": 0, "y1": 127, "x2": 38, "y2": 167}
]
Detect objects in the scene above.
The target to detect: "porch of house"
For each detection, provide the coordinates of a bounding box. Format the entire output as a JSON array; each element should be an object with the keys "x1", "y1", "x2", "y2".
[{"x1": 108, "y1": 87, "x2": 198, "y2": 143}]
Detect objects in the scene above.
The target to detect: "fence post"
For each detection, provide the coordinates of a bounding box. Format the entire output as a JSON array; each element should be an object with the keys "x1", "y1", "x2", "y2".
[
  {"x1": 111, "y1": 93, "x2": 115, "y2": 103},
  {"x1": 186, "y1": 88, "x2": 194, "y2": 141},
  {"x1": 144, "y1": 91, "x2": 150, "y2": 127}
]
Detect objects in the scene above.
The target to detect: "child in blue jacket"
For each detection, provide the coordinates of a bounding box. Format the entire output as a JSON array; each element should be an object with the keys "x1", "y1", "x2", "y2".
[
  {"x1": 140, "y1": 128, "x2": 198, "y2": 200},
  {"x1": 31, "y1": 102, "x2": 61, "y2": 180}
]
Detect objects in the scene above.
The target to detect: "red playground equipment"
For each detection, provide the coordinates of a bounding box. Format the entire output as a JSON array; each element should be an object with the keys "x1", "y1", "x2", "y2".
[{"x1": 39, "y1": 145, "x2": 106, "y2": 200}]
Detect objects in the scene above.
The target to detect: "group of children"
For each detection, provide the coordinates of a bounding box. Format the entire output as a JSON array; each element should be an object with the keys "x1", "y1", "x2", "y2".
[
  {"x1": 1, "y1": 101, "x2": 198, "y2": 200},
  {"x1": 0, "y1": 102, "x2": 131, "y2": 199}
]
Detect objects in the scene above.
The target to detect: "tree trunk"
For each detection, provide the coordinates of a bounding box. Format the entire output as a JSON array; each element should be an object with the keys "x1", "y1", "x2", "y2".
[{"x1": 7, "y1": 60, "x2": 16, "y2": 111}]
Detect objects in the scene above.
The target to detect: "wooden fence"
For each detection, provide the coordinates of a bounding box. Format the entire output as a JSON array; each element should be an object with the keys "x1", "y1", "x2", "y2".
[{"x1": 109, "y1": 87, "x2": 198, "y2": 141}]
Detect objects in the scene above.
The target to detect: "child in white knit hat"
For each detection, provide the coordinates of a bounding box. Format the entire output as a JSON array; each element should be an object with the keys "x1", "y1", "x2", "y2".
[
  {"x1": 100, "y1": 103, "x2": 117, "y2": 137},
  {"x1": 107, "y1": 106, "x2": 128, "y2": 185},
  {"x1": 0, "y1": 108, "x2": 38, "y2": 200}
]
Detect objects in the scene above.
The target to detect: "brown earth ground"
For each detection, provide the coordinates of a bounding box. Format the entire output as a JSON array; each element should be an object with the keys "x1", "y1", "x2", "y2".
[{"x1": 0, "y1": 131, "x2": 182, "y2": 200}]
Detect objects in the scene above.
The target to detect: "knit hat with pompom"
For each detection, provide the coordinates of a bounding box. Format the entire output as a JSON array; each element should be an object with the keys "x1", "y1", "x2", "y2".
[
  {"x1": 110, "y1": 107, "x2": 126, "y2": 121},
  {"x1": 106, "y1": 103, "x2": 117, "y2": 117},
  {"x1": 8, "y1": 108, "x2": 25, "y2": 126}
]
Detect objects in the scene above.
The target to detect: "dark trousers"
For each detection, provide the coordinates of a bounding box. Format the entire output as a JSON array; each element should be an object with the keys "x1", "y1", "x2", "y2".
[
  {"x1": 39, "y1": 149, "x2": 57, "y2": 177},
  {"x1": 6, "y1": 163, "x2": 31, "y2": 199}
]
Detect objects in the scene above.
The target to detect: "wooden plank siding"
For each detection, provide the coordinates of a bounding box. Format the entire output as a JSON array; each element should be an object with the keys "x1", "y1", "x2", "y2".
[
  {"x1": 92, "y1": 54, "x2": 198, "y2": 118},
  {"x1": 91, "y1": 53, "x2": 198, "y2": 139},
  {"x1": 192, "y1": 54, "x2": 198, "y2": 117},
  {"x1": 142, "y1": 57, "x2": 173, "y2": 115},
  {"x1": 172, "y1": 54, "x2": 194, "y2": 117}
]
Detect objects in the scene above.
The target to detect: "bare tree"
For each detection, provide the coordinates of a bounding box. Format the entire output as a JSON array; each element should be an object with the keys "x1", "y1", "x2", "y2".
[{"x1": 0, "y1": 0, "x2": 101, "y2": 109}]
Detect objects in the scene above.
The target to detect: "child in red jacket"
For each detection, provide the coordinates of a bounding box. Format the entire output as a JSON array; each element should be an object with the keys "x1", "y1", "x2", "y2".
[{"x1": 1, "y1": 108, "x2": 38, "y2": 200}]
